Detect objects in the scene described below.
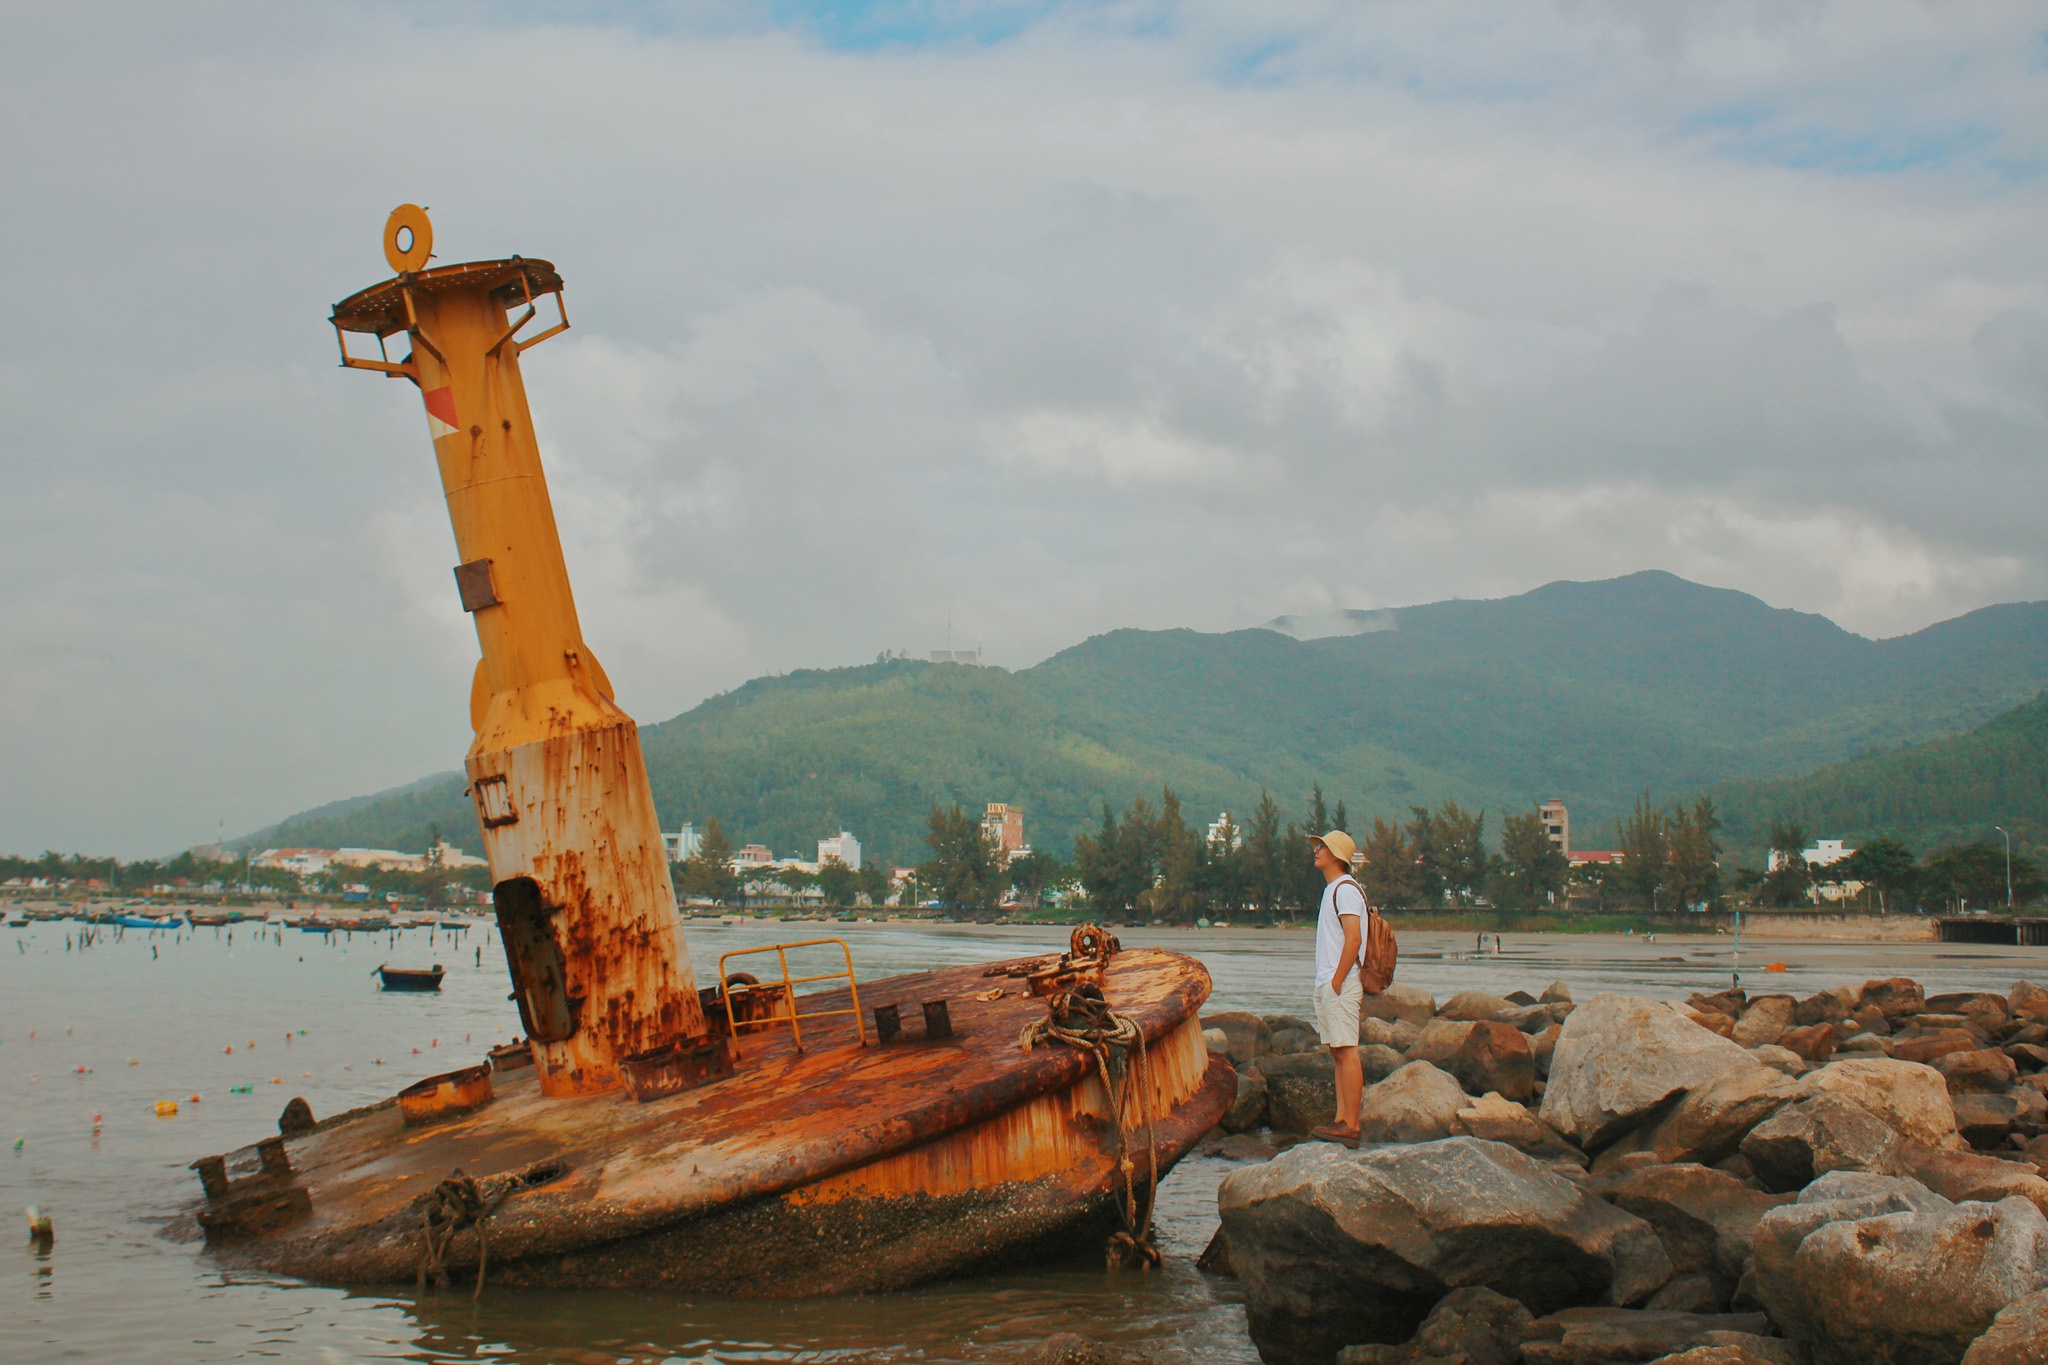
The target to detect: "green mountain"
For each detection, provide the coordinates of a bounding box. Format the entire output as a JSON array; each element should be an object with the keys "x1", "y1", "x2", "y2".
[
  {"x1": 1708, "y1": 691, "x2": 2048, "y2": 866},
  {"x1": 242, "y1": 571, "x2": 2048, "y2": 867}
]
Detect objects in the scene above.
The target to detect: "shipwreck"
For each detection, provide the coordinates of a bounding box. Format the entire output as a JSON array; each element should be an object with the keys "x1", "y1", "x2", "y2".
[{"x1": 177, "y1": 207, "x2": 1233, "y2": 1294}]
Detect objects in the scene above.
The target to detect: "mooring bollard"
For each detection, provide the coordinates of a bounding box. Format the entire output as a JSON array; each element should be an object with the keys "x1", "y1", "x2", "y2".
[
  {"x1": 922, "y1": 1000, "x2": 954, "y2": 1040},
  {"x1": 873, "y1": 1003, "x2": 901, "y2": 1042}
]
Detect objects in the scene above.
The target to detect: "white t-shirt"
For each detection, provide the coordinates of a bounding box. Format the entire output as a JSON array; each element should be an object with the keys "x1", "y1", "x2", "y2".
[{"x1": 1314, "y1": 876, "x2": 1368, "y2": 989}]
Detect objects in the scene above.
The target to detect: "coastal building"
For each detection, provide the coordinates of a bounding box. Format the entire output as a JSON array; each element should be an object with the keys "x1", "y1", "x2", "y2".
[
  {"x1": 1206, "y1": 813, "x2": 1243, "y2": 850},
  {"x1": 1769, "y1": 838, "x2": 1856, "y2": 873},
  {"x1": 1539, "y1": 799, "x2": 1570, "y2": 855},
  {"x1": 982, "y1": 803, "x2": 1026, "y2": 862},
  {"x1": 817, "y1": 830, "x2": 862, "y2": 871},
  {"x1": 251, "y1": 848, "x2": 336, "y2": 876},
  {"x1": 1567, "y1": 849, "x2": 1623, "y2": 868},
  {"x1": 733, "y1": 844, "x2": 775, "y2": 867},
  {"x1": 930, "y1": 647, "x2": 982, "y2": 665},
  {"x1": 662, "y1": 823, "x2": 703, "y2": 863}
]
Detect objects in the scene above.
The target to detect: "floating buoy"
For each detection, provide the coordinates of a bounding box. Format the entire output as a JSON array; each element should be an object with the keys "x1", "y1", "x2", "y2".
[
  {"x1": 230, "y1": 1083, "x2": 252, "y2": 1094},
  {"x1": 272, "y1": 1077, "x2": 282, "y2": 1084},
  {"x1": 128, "y1": 1058, "x2": 138, "y2": 1066},
  {"x1": 1765, "y1": 962, "x2": 1788, "y2": 972},
  {"x1": 224, "y1": 1045, "x2": 233, "y2": 1054},
  {"x1": 155, "y1": 1100, "x2": 178, "y2": 1117},
  {"x1": 26, "y1": 1205, "x2": 52, "y2": 1247},
  {"x1": 411, "y1": 1047, "x2": 420, "y2": 1054},
  {"x1": 188, "y1": 1094, "x2": 201, "y2": 1104},
  {"x1": 73, "y1": 1065, "x2": 86, "y2": 1074}
]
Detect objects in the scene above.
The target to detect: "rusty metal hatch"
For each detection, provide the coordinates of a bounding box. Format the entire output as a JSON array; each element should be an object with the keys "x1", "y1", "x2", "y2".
[
  {"x1": 472, "y1": 773, "x2": 518, "y2": 828},
  {"x1": 492, "y1": 876, "x2": 578, "y2": 1042}
]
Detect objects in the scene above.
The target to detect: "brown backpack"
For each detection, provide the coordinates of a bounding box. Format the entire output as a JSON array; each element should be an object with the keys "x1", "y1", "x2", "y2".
[{"x1": 1342, "y1": 876, "x2": 1398, "y2": 993}]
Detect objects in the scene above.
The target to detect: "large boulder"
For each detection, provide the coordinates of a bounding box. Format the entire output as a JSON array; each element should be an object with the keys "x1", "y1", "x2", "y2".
[
  {"x1": 1859, "y1": 977, "x2": 1928, "y2": 1021},
  {"x1": 1739, "y1": 1094, "x2": 1903, "y2": 1192},
  {"x1": 2013, "y1": 981, "x2": 2048, "y2": 1027},
  {"x1": 1795, "y1": 989, "x2": 1853, "y2": 1027},
  {"x1": 1257, "y1": 1052, "x2": 1339, "y2": 1135},
  {"x1": 1938, "y1": 1048, "x2": 2020, "y2": 1095},
  {"x1": 1775, "y1": 1023, "x2": 1837, "y2": 1065},
  {"x1": 1952, "y1": 1093, "x2": 2021, "y2": 1149},
  {"x1": 1457, "y1": 1092, "x2": 1582, "y2": 1162},
  {"x1": 1439, "y1": 990, "x2": 1523, "y2": 1024},
  {"x1": 1594, "y1": 1064, "x2": 1801, "y2": 1172},
  {"x1": 1894, "y1": 1029, "x2": 1984, "y2": 1066},
  {"x1": 1792, "y1": 1196, "x2": 2048, "y2": 1365},
  {"x1": 1519, "y1": 1308, "x2": 1770, "y2": 1365},
  {"x1": 1411, "y1": 1019, "x2": 1536, "y2": 1102},
  {"x1": 1892, "y1": 1142, "x2": 2048, "y2": 1217},
  {"x1": 1358, "y1": 1061, "x2": 1470, "y2": 1145},
  {"x1": 1540, "y1": 996, "x2": 1759, "y2": 1151},
  {"x1": 1202, "y1": 1011, "x2": 1273, "y2": 1067},
  {"x1": 1218, "y1": 1137, "x2": 1674, "y2": 1364},
  {"x1": 1358, "y1": 1044, "x2": 1409, "y2": 1085},
  {"x1": 1361, "y1": 1017, "x2": 1423, "y2": 1052},
  {"x1": 1334, "y1": 1285, "x2": 1543, "y2": 1365},
  {"x1": 1961, "y1": 1286, "x2": 2048, "y2": 1364},
  {"x1": 1927, "y1": 991, "x2": 2013, "y2": 1033},
  {"x1": 1731, "y1": 996, "x2": 1796, "y2": 1049},
  {"x1": 1749, "y1": 1171, "x2": 1953, "y2": 1346},
  {"x1": 1221, "y1": 1065, "x2": 1270, "y2": 1133},
  {"x1": 1590, "y1": 1164, "x2": 1790, "y2": 1304},
  {"x1": 1361, "y1": 983, "x2": 1436, "y2": 1026},
  {"x1": 1797, "y1": 1056, "x2": 1960, "y2": 1148}
]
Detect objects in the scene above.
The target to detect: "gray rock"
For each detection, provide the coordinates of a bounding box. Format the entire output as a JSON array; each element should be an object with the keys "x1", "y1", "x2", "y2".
[
  {"x1": 1257, "y1": 1051, "x2": 1338, "y2": 1135},
  {"x1": 1362, "y1": 1016, "x2": 1424, "y2": 1052},
  {"x1": 1796, "y1": 1056, "x2": 1961, "y2": 1149},
  {"x1": 1457, "y1": 1092, "x2": 1582, "y2": 1162},
  {"x1": 1541, "y1": 996, "x2": 1760, "y2": 1151},
  {"x1": 1407, "y1": 1285, "x2": 1543, "y2": 1365},
  {"x1": 1732, "y1": 996, "x2": 1796, "y2": 1050},
  {"x1": 1793, "y1": 1196, "x2": 2048, "y2": 1365},
  {"x1": 1201, "y1": 1011, "x2": 1272, "y2": 1067},
  {"x1": 1795, "y1": 990, "x2": 1853, "y2": 1027},
  {"x1": 1962, "y1": 1286, "x2": 2048, "y2": 1364},
  {"x1": 1220, "y1": 1066, "x2": 1270, "y2": 1133},
  {"x1": 1218, "y1": 1137, "x2": 1674, "y2": 1364},
  {"x1": 1740, "y1": 1094, "x2": 1903, "y2": 1192},
  {"x1": 1746, "y1": 1045, "x2": 1806, "y2": 1078},
  {"x1": 1952, "y1": 1092, "x2": 2021, "y2": 1149},
  {"x1": 1359, "y1": 1061, "x2": 1471, "y2": 1145},
  {"x1": 1519, "y1": 1308, "x2": 1771, "y2": 1365},
  {"x1": 1196, "y1": 1225, "x2": 1233, "y2": 1276},
  {"x1": 1440, "y1": 990, "x2": 1523, "y2": 1024},
  {"x1": 1591, "y1": 1163, "x2": 1790, "y2": 1299},
  {"x1": 1361, "y1": 983, "x2": 1437, "y2": 1025},
  {"x1": 1533, "y1": 1023, "x2": 1563, "y2": 1079},
  {"x1": 1410, "y1": 1019, "x2": 1537, "y2": 1102},
  {"x1": 1890, "y1": 1141, "x2": 2048, "y2": 1218},
  {"x1": 1748, "y1": 1172, "x2": 1953, "y2": 1345},
  {"x1": 1587, "y1": 1064, "x2": 1799, "y2": 1172},
  {"x1": 1270, "y1": 1026, "x2": 1322, "y2": 1056},
  {"x1": 1360, "y1": 1043, "x2": 1409, "y2": 1084},
  {"x1": 1542, "y1": 981, "x2": 1575, "y2": 1005},
  {"x1": 1646, "y1": 1273, "x2": 1722, "y2": 1313}
]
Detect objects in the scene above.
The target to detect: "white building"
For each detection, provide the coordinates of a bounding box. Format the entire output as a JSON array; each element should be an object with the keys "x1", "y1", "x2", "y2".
[
  {"x1": 1206, "y1": 813, "x2": 1242, "y2": 850},
  {"x1": 1768, "y1": 839, "x2": 1856, "y2": 873},
  {"x1": 818, "y1": 830, "x2": 862, "y2": 871},
  {"x1": 663, "y1": 824, "x2": 703, "y2": 863}
]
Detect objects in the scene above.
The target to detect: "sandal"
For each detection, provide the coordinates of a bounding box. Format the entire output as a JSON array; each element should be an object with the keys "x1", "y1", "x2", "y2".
[{"x1": 1309, "y1": 1124, "x2": 1359, "y2": 1147}]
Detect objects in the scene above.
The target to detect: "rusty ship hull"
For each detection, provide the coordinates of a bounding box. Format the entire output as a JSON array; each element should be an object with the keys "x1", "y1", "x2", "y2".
[{"x1": 192, "y1": 946, "x2": 1232, "y2": 1295}]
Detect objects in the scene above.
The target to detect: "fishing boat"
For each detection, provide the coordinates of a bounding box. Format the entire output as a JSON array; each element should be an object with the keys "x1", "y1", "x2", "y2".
[
  {"x1": 174, "y1": 208, "x2": 1231, "y2": 1297},
  {"x1": 116, "y1": 914, "x2": 182, "y2": 930},
  {"x1": 375, "y1": 963, "x2": 446, "y2": 991}
]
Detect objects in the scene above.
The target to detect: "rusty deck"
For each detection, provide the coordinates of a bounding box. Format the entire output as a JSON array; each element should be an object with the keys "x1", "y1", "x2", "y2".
[{"x1": 196, "y1": 946, "x2": 1232, "y2": 1294}]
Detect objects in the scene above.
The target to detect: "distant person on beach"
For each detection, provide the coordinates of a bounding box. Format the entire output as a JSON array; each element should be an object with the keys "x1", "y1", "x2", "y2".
[{"x1": 1308, "y1": 829, "x2": 1367, "y2": 1145}]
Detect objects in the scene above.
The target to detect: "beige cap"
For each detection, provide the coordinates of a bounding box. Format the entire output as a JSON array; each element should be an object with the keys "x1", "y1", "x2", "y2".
[{"x1": 1312, "y1": 829, "x2": 1357, "y2": 865}]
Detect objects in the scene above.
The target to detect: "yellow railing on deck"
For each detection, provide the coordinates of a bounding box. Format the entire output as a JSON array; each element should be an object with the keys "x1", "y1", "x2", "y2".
[{"x1": 718, "y1": 938, "x2": 866, "y2": 1054}]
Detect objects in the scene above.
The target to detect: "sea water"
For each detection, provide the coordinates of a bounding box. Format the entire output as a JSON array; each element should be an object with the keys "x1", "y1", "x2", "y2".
[{"x1": 5, "y1": 916, "x2": 2042, "y2": 1363}]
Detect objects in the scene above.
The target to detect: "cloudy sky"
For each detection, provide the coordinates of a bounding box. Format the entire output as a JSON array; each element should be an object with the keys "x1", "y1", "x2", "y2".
[{"x1": 4, "y1": 1, "x2": 2046, "y2": 856}]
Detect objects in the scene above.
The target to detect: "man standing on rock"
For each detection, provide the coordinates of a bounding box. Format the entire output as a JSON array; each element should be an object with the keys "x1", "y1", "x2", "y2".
[{"x1": 1309, "y1": 829, "x2": 1367, "y2": 1145}]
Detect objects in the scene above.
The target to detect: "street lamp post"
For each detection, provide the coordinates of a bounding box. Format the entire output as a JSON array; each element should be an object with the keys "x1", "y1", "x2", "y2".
[{"x1": 1994, "y1": 827, "x2": 2013, "y2": 909}]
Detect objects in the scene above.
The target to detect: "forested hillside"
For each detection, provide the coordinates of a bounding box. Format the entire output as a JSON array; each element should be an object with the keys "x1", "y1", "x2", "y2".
[{"x1": 241, "y1": 572, "x2": 2048, "y2": 866}]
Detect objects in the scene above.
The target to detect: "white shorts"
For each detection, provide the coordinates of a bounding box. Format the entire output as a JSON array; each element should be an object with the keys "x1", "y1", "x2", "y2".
[{"x1": 1313, "y1": 975, "x2": 1364, "y2": 1048}]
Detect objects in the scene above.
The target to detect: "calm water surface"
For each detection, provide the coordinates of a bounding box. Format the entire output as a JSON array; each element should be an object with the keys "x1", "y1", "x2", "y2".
[{"x1": 7, "y1": 915, "x2": 2045, "y2": 1363}]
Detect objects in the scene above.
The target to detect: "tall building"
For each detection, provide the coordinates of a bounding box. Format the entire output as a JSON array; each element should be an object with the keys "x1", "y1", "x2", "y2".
[
  {"x1": 1539, "y1": 798, "x2": 1570, "y2": 856},
  {"x1": 982, "y1": 803, "x2": 1026, "y2": 861},
  {"x1": 1206, "y1": 813, "x2": 1242, "y2": 850},
  {"x1": 818, "y1": 830, "x2": 862, "y2": 871},
  {"x1": 662, "y1": 823, "x2": 703, "y2": 863}
]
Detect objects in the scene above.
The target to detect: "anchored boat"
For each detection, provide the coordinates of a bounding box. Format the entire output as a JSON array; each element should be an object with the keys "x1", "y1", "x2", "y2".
[
  {"x1": 175, "y1": 207, "x2": 1230, "y2": 1295},
  {"x1": 375, "y1": 963, "x2": 446, "y2": 991}
]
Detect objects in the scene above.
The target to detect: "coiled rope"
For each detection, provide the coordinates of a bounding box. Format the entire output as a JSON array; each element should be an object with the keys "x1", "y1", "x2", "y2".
[
  {"x1": 1021, "y1": 986, "x2": 1162, "y2": 1270},
  {"x1": 416, "y1": 1169, "x2": 507, "y2": 1300}
]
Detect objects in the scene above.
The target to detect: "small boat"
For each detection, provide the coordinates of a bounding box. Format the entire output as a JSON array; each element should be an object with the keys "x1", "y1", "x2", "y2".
[
  {"x1": 437, "y1": 919, "x2": 470, "y2": 930},
  {"x1": 116, "y1": 914, "x2": 182, "y2": 930},
  {"x1": 293, "y1": 921, "x2": 332, "y2": 934},
  {"x1": 376, "y1": 963, "x2": 445, "y2": 991}
]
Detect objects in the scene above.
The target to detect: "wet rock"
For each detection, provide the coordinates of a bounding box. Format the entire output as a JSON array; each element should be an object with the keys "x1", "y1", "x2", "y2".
[
  {"x1": 1457, "y1": 1092, "x2": 1583, "y2": 1162},
  {"x1": 1203, "y1": 1011, "x2": 1273, "y2": 1067},
  {"x1": 1543, "y1": 982, "x2": 1575, "y2": 1006},
  {"x1": 1938, "y1": 1048, "x2": 2020, "y2": 1095},
  {"x1": 1541, "y1": 996, "x2": 1759, "y2": 1151},
  {"x1": 1748, "y1": 1171, "x2": 1954, "y2": 1345},
  {"x1": 1257, "y1": 1052, "x2": 1339, "y2": 1135},
  {"x1": 1362, "y1": 1016, "x2": 1424, "y2": 1052},
  {"x1": 1334, "y1": 1285, "x2": 1546, "y2": 1365},
  {"x1": 1645, "y1": 1273, "x2": 1721, "y2": 1314},
  {"x1": 1643, "y1": 1349, "x2": 1784, "y2": 1365},
  {"x1": 1270, "y1": 1025, "x2": 1323, "y2": 1057},
  {"x1": 1218, "y1": 1137, "x2": 1673, "y2": 1364},
  {"x1": 1927, "y1": 991, "x2": 2013, "y2": 1033},
  {"x1": 1746, "y1": 1046, "x2": 1805, "y2": 1078},
  {"x1": 1797, "y1": 1056, "x2": 1960, "y2": 1149},
  {"x1": 1590, "y1": 1163, "x2": 1790, "y2": 1300},
  {"x1": 1214, "y1": 1131, "x2": 1282, "y2": 1162},
  {"x1": 1359, "y1": 1044, "x2": 1409, "y2": 1085},
  {"x1": 1221, "y1": 1065, "x2": 1271, "y2": 1133},
  {"x1": 1892, "y1": 1141, "x2": 2048, "y2": 1216},
  {"x1": 1021, "y1": 1332, "x2": 1154, "y2": 1365},
  {"x1": 1439, "y1": 990, "x2": 1524, "y2": 1024},
  {"x1": 1534, "y1": 1023, "x2": 1563, "y2": 1078},
  {"x1": 1689, "y1": 990, "x2": 1746, "y2": 1019},
  {"x1": 1791, "y1": 1196, "x2": 2048, "y2": 1365},
  {"x1": 1775, "y1": 1024, "x2": 1836, "y2": 1065},
  {"x1": 1359, "y1": 1061, "x2": 1471, "y2": 1144},
  {"x1": 1196, "y1": 1225, "x2": 1234, "y2": 1276},
  {"x1": 1740, "y1": 1094, "x2": 1902, "y2": 1192},
  {"x1": 1952, "y1": 1093, "x2": 2020, "y2": 1149},
  {"x1": 2012, "y1": 981, "x2": 2048, "y2": 1027},
  {"x1": 1412, "y1": 1019, "x2": 1536, "y2": 1102},
  {"x1": 1961, "y1": 1286, "x2": 2048, "y2": 1364},
  {"x1": 1794, "y1": 989, "x2": 1852, "y2": 1027},
  {"x1": 1893, "y1": 1029, "x2": 1983, "y2": 1066},
  {"x1": 1858, "y1": 977, "x2": 1928, "y2": 1021},
  {"x1": 1519, "y1": 1308, "x2": 1770, "y2": 1365},
  {"x1": 1592, "y1": 1064, "x2": 1800, "y2": 1172},
  {"x1": 1361, "y1": 984, "x2": 1437, "y2": 1026},
  {"x1": 1732, "y1": 996, "x2": 1796, "y2": 1050}
]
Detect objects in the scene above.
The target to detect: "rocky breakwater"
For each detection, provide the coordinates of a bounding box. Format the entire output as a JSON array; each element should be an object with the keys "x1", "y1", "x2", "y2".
[{"x1": 1202, "y1": 977, "x2": 2048, "y2": 1365}]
